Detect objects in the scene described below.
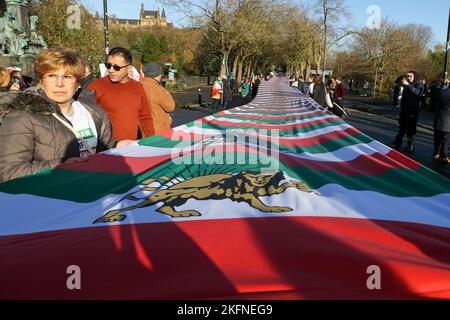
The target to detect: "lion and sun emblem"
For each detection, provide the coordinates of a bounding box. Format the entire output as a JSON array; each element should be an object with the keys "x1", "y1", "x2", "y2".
[{"x1": 94, "y1": 171, "x2": 318, "y2": 224}]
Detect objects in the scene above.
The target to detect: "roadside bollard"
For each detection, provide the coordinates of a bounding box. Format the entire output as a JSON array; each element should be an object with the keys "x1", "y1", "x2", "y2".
[{"x1": 198, "y1": 88, "x2": 202, "y2": 106}]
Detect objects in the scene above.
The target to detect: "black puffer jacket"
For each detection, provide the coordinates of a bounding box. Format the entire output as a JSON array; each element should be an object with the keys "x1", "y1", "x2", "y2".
[
  {"x1": 434, "y1": 89, "x2": 450, "y2": 132},
  {"x1": 400, "y1": 72, "x2": 424, "y2": 114},
  {"x1": 0, "y1": 88, "x2": 116, "y2": 183}
]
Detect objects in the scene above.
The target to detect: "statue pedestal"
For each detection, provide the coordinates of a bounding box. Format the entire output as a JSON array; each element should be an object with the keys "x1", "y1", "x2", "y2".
[{"x1": 0, "y1": 55, "x2": 35, "y2": 77}]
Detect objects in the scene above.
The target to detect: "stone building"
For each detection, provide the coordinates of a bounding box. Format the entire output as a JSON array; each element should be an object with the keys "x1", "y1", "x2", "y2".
[{"x1": 104, "y1": 2, "x2": 173, "y2": 29}]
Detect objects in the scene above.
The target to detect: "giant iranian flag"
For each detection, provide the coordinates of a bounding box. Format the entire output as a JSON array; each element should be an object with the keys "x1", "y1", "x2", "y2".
[{"x1": 0, "y1": 76, "x2": 449, "y2": 299}]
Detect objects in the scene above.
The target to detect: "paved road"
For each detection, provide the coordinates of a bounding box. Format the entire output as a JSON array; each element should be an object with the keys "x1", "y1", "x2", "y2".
[
  {"x1": 344, "y1": 109, "x2": 450, "y2": 179},
  {"x1": 171, "y1": 87, "x2": 450, "y2": 180},
  {"x1": 171, "y1": 87, "x2": 246, "y2": 127}
]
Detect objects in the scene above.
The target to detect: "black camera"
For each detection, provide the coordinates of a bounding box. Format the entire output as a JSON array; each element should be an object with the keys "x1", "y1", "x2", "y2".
[{"x1": 11, "y1": 77, "x2": 20, "y2": 85}]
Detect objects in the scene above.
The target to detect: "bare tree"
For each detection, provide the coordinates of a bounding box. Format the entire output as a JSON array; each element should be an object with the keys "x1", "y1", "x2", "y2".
[{"x1": 312, "y1": 0, "x2": 350, "y2": 73}]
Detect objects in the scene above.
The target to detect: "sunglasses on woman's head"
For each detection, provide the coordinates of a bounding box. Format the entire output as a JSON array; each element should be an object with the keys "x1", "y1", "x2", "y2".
[{"x1": 105, "y1": 62, "x2": 130, "y2": 71}]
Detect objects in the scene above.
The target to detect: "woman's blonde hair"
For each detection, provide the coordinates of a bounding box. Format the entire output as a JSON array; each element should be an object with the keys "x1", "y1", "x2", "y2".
[{"x1": 34, "y1": 48, "x2": 86, "y2": 82}]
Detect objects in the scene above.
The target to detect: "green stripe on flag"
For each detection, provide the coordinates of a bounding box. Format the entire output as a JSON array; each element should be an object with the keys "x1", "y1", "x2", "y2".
[{"x1": 1, "y1": 152, "x2": 449, "y2": 202}]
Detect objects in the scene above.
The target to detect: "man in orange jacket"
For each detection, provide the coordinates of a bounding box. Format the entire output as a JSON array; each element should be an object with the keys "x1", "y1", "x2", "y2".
[{"x1": 141, "y1": 63, "x2": 176, "y2": 134}]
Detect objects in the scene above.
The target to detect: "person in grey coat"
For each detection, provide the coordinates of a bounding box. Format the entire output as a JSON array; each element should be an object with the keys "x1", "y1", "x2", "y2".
[{"x1": 0, "y1": 48, "x2": 133, "y2": 183}]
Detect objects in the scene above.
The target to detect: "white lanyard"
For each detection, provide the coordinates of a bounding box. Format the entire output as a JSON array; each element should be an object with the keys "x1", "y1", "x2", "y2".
[{"x1": 51, "y1": 113, "x2": 95, "y2": 156}]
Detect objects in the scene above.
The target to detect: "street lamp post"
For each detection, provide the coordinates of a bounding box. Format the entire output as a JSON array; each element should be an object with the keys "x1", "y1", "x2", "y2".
[
  {"x1": 103, "y1": 0, "x2": 109, "y2": 62},
  {"x1": 444, "y1": 8, "x2": 450, "y2": 83}
]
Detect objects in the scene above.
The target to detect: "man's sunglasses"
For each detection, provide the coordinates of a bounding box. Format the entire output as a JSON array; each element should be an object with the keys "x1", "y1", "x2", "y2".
[{"x1": 105, "y1": 62, "x2": 130, "y2": 71}]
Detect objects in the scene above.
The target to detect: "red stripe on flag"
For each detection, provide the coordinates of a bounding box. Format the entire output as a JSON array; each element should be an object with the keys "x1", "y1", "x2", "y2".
[
  {"x1": 0, "y1": 217, "x2": 448, "y2": 299},
  {"x1": 56, "y1": 154, "x2": 172, "y2": 174},
  {"x1": 217, "y1": 110, "x2": 324, "y2": 120},
  {"x1": 202, "y1": 117, "x2": 341, "y2": 130}
]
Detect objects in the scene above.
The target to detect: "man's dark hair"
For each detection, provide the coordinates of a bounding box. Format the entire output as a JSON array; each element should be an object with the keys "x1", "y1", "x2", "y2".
[{"x1": 108, "y1": 47, "x2": 132, "y2": 64}]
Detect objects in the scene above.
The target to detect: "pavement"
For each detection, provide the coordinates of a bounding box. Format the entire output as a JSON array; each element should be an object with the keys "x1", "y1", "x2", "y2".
[{"x1": 340, "y1": 92, "x2": 435, "y2": 131}]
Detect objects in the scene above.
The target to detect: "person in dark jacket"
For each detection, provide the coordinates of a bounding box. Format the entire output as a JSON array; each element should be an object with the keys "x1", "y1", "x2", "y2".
[
  {"x1": 0, "y1": 48, "x2": 134, "y2": 183},
  {"x1": 297, "y1": 76, "x2": 307, "y2": 94},
  {"x1": 390, "y1": 71, "x2": 424, "y2": 151},
  {"x1": 74, "y1": 58, "x2": 96, "y2": 100},
  {"x1": 251, "y1": 76, "x2": 260, "y2": 99},
  {"x1": 221, "y1": 75, "x2": 233, "y2": 110},
  {"x1": 433, "y1": 88, "x2": 450, "y2": 163},
  {"x1": 312, "y1": 76, "x2": 327, "y2": 108},
  {"x1": 429, "y1": 81, "x2": 441, "y2": 112}
]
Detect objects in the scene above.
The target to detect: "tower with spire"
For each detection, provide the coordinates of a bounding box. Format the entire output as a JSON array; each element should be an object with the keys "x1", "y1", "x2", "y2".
[
  {"x1": 161, "y1": 9, "x2": 167, "y2": 27},
  {"x1": 103, "y1": 2, "x2": 173, "y2": 30}
]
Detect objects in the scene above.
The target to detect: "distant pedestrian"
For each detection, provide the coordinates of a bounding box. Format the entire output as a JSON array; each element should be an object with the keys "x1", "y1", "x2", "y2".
[
  {"x1": 362, "y1": 81, "x2": 369, "y2": 97},
  {"x1": 433, "y1": 87, "x2": 450, "y2": 163},
  {"x1": 211, "y1": 74, "x2": 222, "y2": 113},
  {"x1": 221, "y1": 75, "x2": 233, "y2": 110},
  {"x1": 420, "y1": 79, "x2": 428, "y2": 111},
  {"x1": 429, "y1": 81, "x2": 441, "y2": 112},
  {"x1": 333, "y1": 76, "x2": 346, "y2": 100},
  {"x1": 297, "y1": 76, "x2": 307, "y2": 94},
  {"x1": 251, "y1": 75, "x2": 260, "y2": 98},
  {"x1": 306, "y1": 74, "x2": 315, "y2": 97},
  {"x1": 312, "y1": 76, "x2": 327, "y2": 108},
  {"x1": 348, "y1": 78, "x2": 353, "y2": 92},
  {"x1": 328, "y1": 77, "x2": 337, "y2": 98},
  {"x1": 333, "y1": 76, "x2": 346, "y2": 117},
  {"x1": 390, "y1": 71, "x2": 424, "y2": 152},
  {"x1": 240, "y1": 77, "x2": 250, "y2": 104}
]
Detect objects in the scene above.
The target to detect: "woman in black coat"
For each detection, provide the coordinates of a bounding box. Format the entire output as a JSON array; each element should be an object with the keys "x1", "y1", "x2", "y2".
[
  {"x1": 433, "y1": 88, "x2": 450, "y2": 162},
  {"x1": 221, "y1": 76, "x2": 233, "y2": 110}
]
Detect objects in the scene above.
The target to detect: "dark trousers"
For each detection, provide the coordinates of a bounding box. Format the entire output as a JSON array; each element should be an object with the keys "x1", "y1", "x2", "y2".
[
  {"x1": 223, "y1": 100, "x2": 231, "y2": 110},
  {"x1": 212, "y1": 98, "x2": 221, "y2": 113},
  {"x1": 434, "y1": 129, "x2": 449, "y2": 158},
  {"x1": 394, "y1": 111, "x2": 419, "y2": 146}
]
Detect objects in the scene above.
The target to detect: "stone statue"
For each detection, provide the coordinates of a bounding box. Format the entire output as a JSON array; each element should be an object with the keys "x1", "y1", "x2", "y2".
[
  {"x1": 0, "y1": 17, "x2": 7, "y2": 54},
  {"x1": 0, "y1": 0, "x2": 47, "y2": 56},
  {"x1": 27, "y1": 16, "x2": 47, "y2": 55},
  {"x1": 2, "y1": 8, "x2": 28, "y2": 56},
  {"x1": 5, "y1": 0, "x2": 29, "y2": 6}
]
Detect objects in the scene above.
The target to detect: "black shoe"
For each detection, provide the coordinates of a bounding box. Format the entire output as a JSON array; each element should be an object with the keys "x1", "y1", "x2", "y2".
[
  {"x1": 405, "y1": 144, "x2": 415, "y2": 152},
  {"x1": 389, "y1": 142, "x2": 401, "y2": 149}
]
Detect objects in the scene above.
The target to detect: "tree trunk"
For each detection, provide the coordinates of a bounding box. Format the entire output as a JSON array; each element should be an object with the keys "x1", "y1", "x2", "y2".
[
  {"x1": 374, "y1": 68, "x2": 378, "y2": 96},
  {"x1": 245, "y1": 61, "x2": 252, "y2": 78},
  {"x1": 220, "y1": 51, "x2": 226, "y2": 77},
  {"x1": 300, "y1": 61, "x2": 306, "y2": 78},
  {"x1": 232, "y1": 54, "x2": 239, "y2": 78},
  {"x1": 237, "y1": 58, "x2": 244, "y2": 85}
]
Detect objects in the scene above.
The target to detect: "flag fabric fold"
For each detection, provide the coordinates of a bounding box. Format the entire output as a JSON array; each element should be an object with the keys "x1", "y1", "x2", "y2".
[{"x1": 0, "y1": 76, "x2": 449, "y2": 299}]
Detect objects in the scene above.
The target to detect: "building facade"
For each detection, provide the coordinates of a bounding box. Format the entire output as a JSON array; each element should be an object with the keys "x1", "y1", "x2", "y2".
[{"x1": 105, "y1": 3, "x2": 173, "y2": 29}]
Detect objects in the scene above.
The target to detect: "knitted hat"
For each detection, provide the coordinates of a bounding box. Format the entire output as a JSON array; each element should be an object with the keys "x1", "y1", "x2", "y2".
[{"x1": 142, "y1": 63, "x2": 163, "y2": 77}]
